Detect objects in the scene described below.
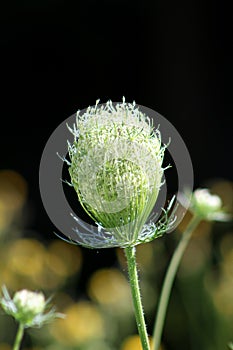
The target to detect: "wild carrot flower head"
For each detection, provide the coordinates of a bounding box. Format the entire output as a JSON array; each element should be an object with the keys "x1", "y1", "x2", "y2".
[
  {"x1": 66, "y1": 99, "x2": 173, "y2": 248},
  {"x1": 0, "y1": 286, "x2": 64, "y2": 328}
]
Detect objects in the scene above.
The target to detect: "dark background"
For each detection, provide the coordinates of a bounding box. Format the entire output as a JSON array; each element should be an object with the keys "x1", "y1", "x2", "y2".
[{"x1": 1, "y1": 0, "x2": 232, "y2": 233}]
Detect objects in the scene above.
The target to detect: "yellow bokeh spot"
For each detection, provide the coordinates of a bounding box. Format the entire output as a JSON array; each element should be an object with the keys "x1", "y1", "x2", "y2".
[
  {"x1": 0, "y1": 170, "x2": 27, "y2": 210},
  {"x1": 50, "y1": 301, "x2": 104, "y2": 345},
  {"x1": 0, "y1": 344, "x2": 11, "y2": 350},
  {"x1": 121, "y1": 335, "x2": 157, "y2": 350},
  {"x1": 47, "y1": 240, "x2": 82, "y2": 277},
  {"x1": 88, "y1": 268, "x2": 131, "y2": 306},
  {"x1": 0, "y1": 170, "x2": 27, "y2": 231},
  {"x1": 2, "y1": 239, "x2": 82, "y2": 291},
  {"x1": 7, "y1": 239, "x2": 46, "y2": 277}
]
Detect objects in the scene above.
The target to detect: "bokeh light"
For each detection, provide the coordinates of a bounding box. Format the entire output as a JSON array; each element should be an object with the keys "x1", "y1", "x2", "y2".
[
  {"x1": 120, "y1": 335, "x2": 155, "y2": 350},
  {"x1": 47, "y1": 240, "x2": 82, "y2": 277},
  {"x1": 0, "y1": 238, "x2": 46, "y2": 290},
  {"x1": 88, "y1": 268, "x2": 131, "y2": 311},
  {"x1": 50, "y1": 301, "x2": 105, "y2": 346},
  {"x1": 0, "y1": 238, "x2": 82, "y2": 291},
  {"x1": 7, "y1": 239, "x2": 46, "y2": 277},
  {"x1": 0, "y1": 344, "x2": 11, "y2": 350},
  {"x1": 0, "y1": 170, "x2": 27, "y2": 232}
]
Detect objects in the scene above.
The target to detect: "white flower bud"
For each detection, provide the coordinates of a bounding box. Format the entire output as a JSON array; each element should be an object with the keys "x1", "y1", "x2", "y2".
[
  {"x1": 13, "y1": 290, "x2": 45, "y2": 316},
  {"x1": 192, "y1": 189, "x2": 222, "y2": 219},
  {"x1": 0, "y1": 286, "x2": 64, "y2": 328}
]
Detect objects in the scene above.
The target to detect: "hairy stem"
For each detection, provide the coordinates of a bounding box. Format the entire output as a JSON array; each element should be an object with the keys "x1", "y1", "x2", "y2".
[{"x1": 125, "y1": 246, "x2": 150, "y2": 350}]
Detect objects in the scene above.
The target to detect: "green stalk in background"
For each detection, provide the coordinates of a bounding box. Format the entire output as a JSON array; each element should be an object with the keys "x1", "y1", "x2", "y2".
[
  {"x1": 152, "y1": 187, "x2": 228, "y2": 350},
  {"x1": 13, "y1": 323, "x2": 24, "y2": 350},
  {"x1": 152, "y1": 215, "x2": 201, "y2": 350}
]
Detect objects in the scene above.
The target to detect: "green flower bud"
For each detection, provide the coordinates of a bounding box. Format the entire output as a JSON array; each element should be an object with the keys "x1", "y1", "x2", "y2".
[{"x1": 67, "y1": 99, "x2": 170, "y2": 248}]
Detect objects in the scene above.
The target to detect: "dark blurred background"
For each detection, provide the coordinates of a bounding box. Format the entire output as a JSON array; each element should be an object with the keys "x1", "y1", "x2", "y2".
[{"x1": 0, "y1": 1, "x2": 233, "y2": 350}]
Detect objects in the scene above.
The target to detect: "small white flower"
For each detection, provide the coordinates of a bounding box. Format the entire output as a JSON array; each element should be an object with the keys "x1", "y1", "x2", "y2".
[
  {"x1": 191, "y1": 188, "x2": 230, "y2": 221},
  {"x1": 193, "y1": 189, "x2": 221, "y2": 211},
  {"x1": 13, "y1": 290, "x2": 45, "y2": 316},
  {"x1": 0, "y1": 286, "x2": 64, "y2": 328}
]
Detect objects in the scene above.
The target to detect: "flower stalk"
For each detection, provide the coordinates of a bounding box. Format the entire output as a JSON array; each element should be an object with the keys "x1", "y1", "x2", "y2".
[
  {"x1": 152, "y1": 215, "x2": 201, "y2": 350},
  {"x1": 151, "y1": 188, "x2": 230, "y2": 350},
  {"x1": 125, "y1": 246, "x2": 150, "y2": 350},
  {"x1": 13, "y1": 323, "x2": 24, "y2": 350}
]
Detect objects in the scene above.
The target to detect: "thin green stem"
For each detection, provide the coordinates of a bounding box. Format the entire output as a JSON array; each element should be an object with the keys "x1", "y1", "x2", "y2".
[
  {"x1": 13, "y1": 323, "x2": 24, "y2": 350},
  {"x1": 152, "y1": 215, "x2": 201, "y2": 350},
  {"x1": 125, "y1": 246, "x2": 150, "y2": 350}
]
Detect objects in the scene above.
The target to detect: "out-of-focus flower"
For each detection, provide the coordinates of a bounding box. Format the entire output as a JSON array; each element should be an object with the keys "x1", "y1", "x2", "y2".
[
  {"x1": 62, "y1": 99, "x2": 174, "y2": 249},
  {"x1": 88, "y1": 268, "x2": 131, "y2": 310},
  {"x1": 0, "y1": 170, "x2": 27, "y2": 233},
  {"x1": 50, "y1": 301, "x2": 104, "y2": 346},
  {"x1": 1, "y1": 239, "x2": 82, "y2": 291},
  {"x1": 0, "y1": 344, "x2": 11, "y2": 350},
  {"x1": 0, "y1": 286, "x2": 64, "y2": 328},
  {"x1": 191, "y1": 188, "x2": 231, "y2": 221}
]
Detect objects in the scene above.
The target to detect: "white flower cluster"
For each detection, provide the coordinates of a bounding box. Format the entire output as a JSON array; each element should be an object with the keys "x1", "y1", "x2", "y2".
[{"x1": 65, "y1": 99, "x2": 171, "y2": 248}]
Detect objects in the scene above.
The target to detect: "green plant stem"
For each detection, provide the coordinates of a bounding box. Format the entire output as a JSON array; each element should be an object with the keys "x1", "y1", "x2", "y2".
[
  {"x1": 152, "y1": 215, "x2": 201, "y2": 350},
  {"x1": 13, "y1": 323, "x2": 24, "y2": 350},
  {"x1": 125, "y1": 246, "x2": 150, "y2": 350}
]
